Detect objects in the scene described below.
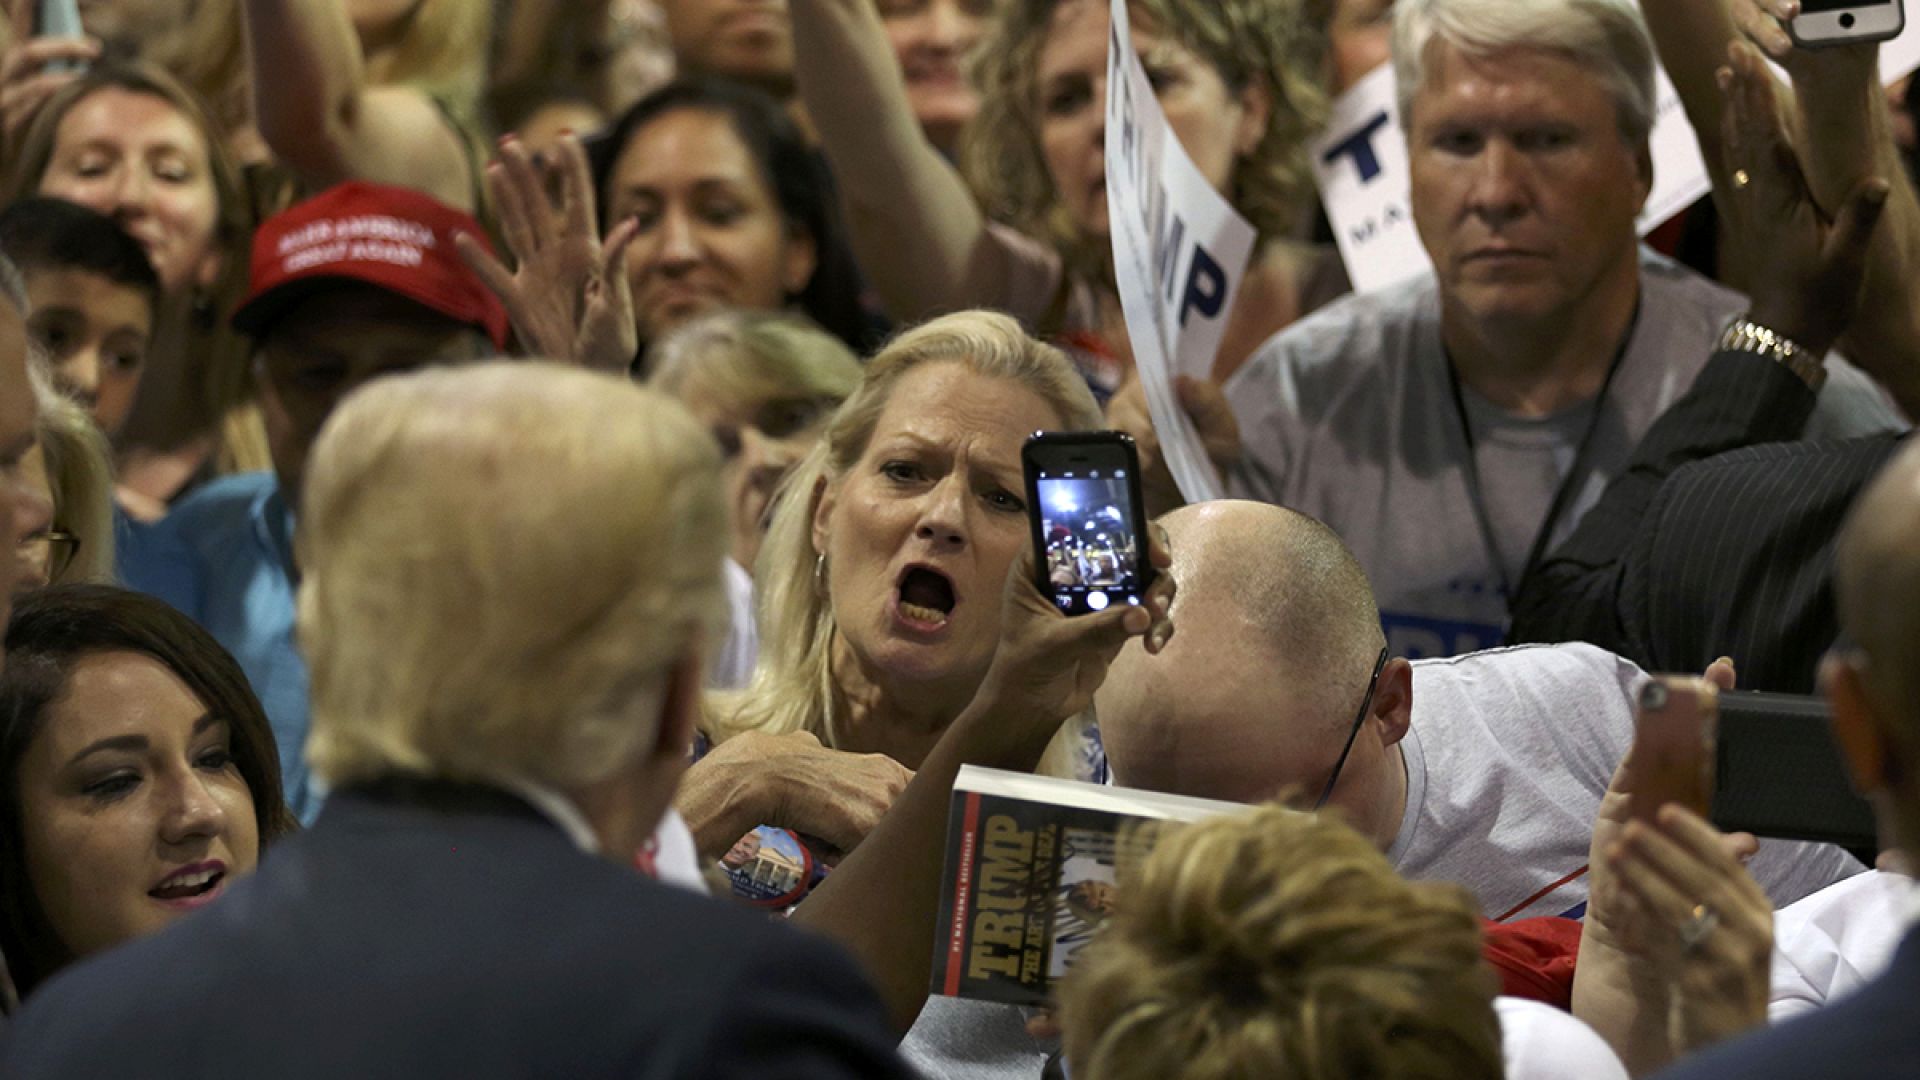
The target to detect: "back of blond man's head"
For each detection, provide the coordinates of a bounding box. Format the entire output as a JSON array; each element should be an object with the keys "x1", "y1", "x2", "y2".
[
  {"x1": 298, "y1": 363, "x2": 727, "y2": 791},
  {"x1": 1058, "y1": 805, "x2": 1502, "y2": 1080}
]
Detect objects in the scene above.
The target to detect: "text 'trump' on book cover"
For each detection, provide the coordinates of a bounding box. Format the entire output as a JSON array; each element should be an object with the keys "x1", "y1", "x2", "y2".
[{"x1": 932, "y1": 765, "x2": 1246, "y2": 1006}]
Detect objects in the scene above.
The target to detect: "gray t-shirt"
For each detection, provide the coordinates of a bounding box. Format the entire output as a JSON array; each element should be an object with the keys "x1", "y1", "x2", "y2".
[
  {"x1": 1225, "y1": 249, "x2": 1908, "y2": 658},
  {"x1": 1392, "y1": 642, "x2": 1864, "y2": 919}
]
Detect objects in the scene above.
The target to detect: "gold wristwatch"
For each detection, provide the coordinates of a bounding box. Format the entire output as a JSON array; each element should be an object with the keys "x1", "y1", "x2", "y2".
[{"x1": 1716, "y1": 317, "x2": 1827, "y2": 392}]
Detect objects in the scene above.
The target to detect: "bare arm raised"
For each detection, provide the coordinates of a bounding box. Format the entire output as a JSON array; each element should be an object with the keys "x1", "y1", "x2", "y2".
[
  {"x1": 244, "y1": 0, "x2": 475, "y2": 209},
  {"x1": 790, "y1": 0, "x2": 1037, "y2": 322},
  {"x1": 1729, "y1": 6, "x2": 1920, "y2": 413}
]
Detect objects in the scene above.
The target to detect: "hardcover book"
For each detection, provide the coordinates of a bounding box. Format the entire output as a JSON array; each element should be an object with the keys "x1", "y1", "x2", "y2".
[{"x1": 932, "y1": 765, "x2": 1245, "y2": 1005}]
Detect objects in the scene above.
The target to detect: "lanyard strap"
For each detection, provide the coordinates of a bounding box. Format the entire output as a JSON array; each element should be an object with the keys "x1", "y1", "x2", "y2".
[{"x1": 1444, "y1": 304, "x2": 1639, "y2": 610}]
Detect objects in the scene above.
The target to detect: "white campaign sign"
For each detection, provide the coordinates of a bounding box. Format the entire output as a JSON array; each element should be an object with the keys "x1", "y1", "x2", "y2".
[
  {"x1": 1314, "y1": 27, "x2": 1920, "y2": 294},
  {"x1": 1104, "y1": 0, "x2": 1253, "y2": 503}
]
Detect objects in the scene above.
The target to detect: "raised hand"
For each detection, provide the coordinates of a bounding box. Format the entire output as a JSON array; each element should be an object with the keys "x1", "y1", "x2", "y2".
[
  {"x1": 1732, "y1": 0, "x2": 1879, "y2": 78},
  {"x1": 456, "y1": 132, "x2": 641, "y2": 374},
  {"x1": 1608, "y1": 805, "x2": 1774, "y2": 1052},
  {"x1": 0, "y1": 1, "x2": 98, "y2": 157},
  {"x1": 1719, "y1": 40, "x2": 1889, "y2": 356},
  {"x1": 1106, "y1": 374, "x2": 1239, "y2": 515},
  {"x1": 975, "y1": 523, "x2": 1175, "y2": 742}
]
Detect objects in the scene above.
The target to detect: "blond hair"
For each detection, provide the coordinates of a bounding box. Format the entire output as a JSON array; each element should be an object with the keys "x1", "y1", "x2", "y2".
[
  {"x1": 1059, "y1": 805, "x2": 1504, "y2": 1080},
  {"x1": 648, "y1": 310, "x2": 864, "y2": 408},
  {"x1": 367, "y1": 0, "x2": 495, "y2": 124},
  {"x1": 963, "y1": 0, "x2": 1329, "y2": 276},
  {"x1": 299, "y1": 363, "x2": 726, "y2": 790},
  {"x1": 27, "y1": 366, "x2": 114, "y2": 586},
  {"x1": 707, "y1": 311, "x2": 1101, "y2": 758}
]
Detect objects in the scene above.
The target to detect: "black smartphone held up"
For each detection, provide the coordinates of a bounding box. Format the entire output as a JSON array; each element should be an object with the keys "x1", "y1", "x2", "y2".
[
  {"x1": 1024, "y1": 432, "x2": 1155, "y2": 616},
  {"x1": 1791, "y1": 0, "x2": 1904, "y2": 47}
]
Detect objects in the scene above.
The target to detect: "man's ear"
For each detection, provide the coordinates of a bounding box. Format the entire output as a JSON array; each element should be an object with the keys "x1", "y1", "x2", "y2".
[
  {"x1": 652, "y1": 645, "x2": 705, "y2": 761},
  {"x1": 1631, "y1": 138, "x2": 1654, "y2": 214},
  {"x1": 1824, "y1": 652, "x2": 1892, "y2": 795},
  {"x1": 809, "y1": 473, "x2": 835, "y2": 563},
  {"x1": 1371, "y1": 657, "x2": 1414, "y2": 748}
]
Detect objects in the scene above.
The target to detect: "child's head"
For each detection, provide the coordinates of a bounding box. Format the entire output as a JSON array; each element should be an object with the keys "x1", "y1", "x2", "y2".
[{"x1": 0, "y1": 198, "x2": 161, "y2": 436}]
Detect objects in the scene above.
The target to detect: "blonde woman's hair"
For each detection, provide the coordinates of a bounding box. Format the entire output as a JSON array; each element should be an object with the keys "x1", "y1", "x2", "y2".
[
  {"x1": 648, "y1": 310, "x2": 864, "y2": 410},
  {"x1": 707, "y1": 311, "x2": 1101, "y2": 762},
  {"x1": 1059, "y1": 805, "x2": 1504, "y2": 1080},
  {"x1": 367, "y1": 0, "x2": 495, "y2": 124},
  {"x1": 963, "y1": 0, "x2": 1329, "y2": 277},
  {"x1": 299, "y1": 363, "x2": 727, "y2": 790},
  {"x1": 27, "y1": 366, "x2": 114, "y2": 586},
  {"x1": 4, "y1": 63, "x2": 266, "y2": 476}
]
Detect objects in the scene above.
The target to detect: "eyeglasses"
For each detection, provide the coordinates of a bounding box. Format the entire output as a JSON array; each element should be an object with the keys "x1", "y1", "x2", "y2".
[
  {"x1": 18, "y1": 529, "x2": 80, "y2": 582},
  {"x1": 1313, "y1": 645, "x2": 1390, "y2": 811}
]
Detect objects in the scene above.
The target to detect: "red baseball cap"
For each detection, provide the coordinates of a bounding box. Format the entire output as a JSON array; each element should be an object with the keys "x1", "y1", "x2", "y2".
[{"x1": 233, "y1": 181, "x2": 509, "y2": 349}]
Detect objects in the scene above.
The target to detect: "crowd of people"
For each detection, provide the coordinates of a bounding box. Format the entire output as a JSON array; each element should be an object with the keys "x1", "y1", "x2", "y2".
[{"x1": 0, "y1": 0, "x2": 1905, "y2": 1075}]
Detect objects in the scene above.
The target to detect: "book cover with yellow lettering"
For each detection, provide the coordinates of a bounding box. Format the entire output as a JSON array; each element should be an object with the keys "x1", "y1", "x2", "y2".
[{"x1": 932, "y1": 766, "x2": 1244, "y2": 1005}]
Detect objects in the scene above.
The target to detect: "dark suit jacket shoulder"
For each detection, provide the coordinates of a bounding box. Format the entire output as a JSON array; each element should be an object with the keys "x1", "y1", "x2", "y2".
[
  {"x1": 0, "y1": 784, "x2": 908, "y2": 1079},
  {"x1": 1655, "y1": 927, "x2": 1920, "y2": 1080}
]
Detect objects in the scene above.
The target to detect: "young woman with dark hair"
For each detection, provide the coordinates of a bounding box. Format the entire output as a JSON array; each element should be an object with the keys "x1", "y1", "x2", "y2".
[{"x1": 0, "y1": 584, "x2": 294, "y2": 1002}]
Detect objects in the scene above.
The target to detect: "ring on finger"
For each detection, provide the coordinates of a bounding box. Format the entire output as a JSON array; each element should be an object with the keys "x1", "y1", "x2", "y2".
[{"x1": 1678, "y1": 902, "x2": 1719, "y2": 950}]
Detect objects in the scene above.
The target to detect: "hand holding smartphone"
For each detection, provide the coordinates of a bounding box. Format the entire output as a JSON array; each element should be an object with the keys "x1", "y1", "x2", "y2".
[
  {"x1": 1630, "y1": 677, "x2": 1719, "y2": 825},
  {"x1": 36, "y1": 0, "x2": 86, "y2": 73},
  {"x1": 1023, "y1": 433, "x2": 1156, "y2": 617},
  {"x1": 1791, "y1": 0, "x2": 1905, "y2": 47}
]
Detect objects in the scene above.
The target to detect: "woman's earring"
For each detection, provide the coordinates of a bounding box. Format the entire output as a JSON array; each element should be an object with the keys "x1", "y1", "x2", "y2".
[{"x1": 814, "y1": 552, "x2": 829, "y2": 596}]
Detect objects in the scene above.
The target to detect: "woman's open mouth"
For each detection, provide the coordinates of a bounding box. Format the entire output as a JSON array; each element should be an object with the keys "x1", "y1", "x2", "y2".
[
  {"x1": 148, "y1": 862, "x2": 227, "y2": 908},
  {"x1": 895, "y1": 565, "x2": 958, "y2": 630}
]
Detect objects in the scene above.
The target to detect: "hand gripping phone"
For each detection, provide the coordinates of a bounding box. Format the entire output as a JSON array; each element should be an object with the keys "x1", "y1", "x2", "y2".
[
  {"x1": 37, "y1": 0, "x2": 88, "y2": 74},
  {"x1": 1023, "y1": 432, "x2": 1155, "y2": 616},
  {"x1": 1791, "y1": 0, "x2": 1904, "y2": 48},
  {"x1": 1631, "y1": 677, "x2": 1719, "y2": 825}
]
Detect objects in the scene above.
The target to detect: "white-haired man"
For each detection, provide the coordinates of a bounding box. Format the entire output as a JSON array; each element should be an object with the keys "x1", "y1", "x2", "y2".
[
  {"x1": 1117, "y1": 0, "x2": 1904, "y2": 658},
  {"x1": 0, "y1": 366, "x2": 911, "y2": 1078}
]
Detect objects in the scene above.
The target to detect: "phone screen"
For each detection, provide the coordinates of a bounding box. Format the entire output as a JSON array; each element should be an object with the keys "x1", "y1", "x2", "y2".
[
  {"x1": 1026, "y1": 434, "x2": 1151, "y2": 616},
  {"x1": 1801, "y1": 0, "x2": 1891, "y2": 11}
]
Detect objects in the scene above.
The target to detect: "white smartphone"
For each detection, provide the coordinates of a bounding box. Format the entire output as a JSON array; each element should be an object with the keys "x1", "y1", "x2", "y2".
[
  {"x1": 1791, "y1": 0, "x2": 1905, "y2": 48},
  {"x1": 37, "y1": 0, "x2": 87, "y2": 75}
]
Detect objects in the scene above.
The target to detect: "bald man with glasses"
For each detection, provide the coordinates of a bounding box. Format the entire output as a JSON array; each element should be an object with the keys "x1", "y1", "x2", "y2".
[{"x1": 1094, "y1": 500, "x2": 1861, "y2": 922}]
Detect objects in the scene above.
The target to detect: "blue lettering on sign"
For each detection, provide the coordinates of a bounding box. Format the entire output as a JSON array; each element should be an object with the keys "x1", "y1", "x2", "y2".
[
  {"x1": 1321, "y1": 111, "x2": 1393, "y2": 183},
  {"x1": 1381, "y1": 610, "x2": 1503, "y2": 660},
  {"x1": 1179, "y1": 244, "x2": 1227, "y2": 328},
  {"x1": 1155, "y1": 211, "x2": 1185, "y2": 303}
]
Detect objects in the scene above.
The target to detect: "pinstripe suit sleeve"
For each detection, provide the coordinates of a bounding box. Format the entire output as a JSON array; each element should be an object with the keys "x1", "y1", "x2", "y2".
[
  {"x1": 1621, "y1": 434, "x2": 1902, "y2": 691},
  {"x1": 1510, "y1": 351, "x2": 1819, "y2": 655}
]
